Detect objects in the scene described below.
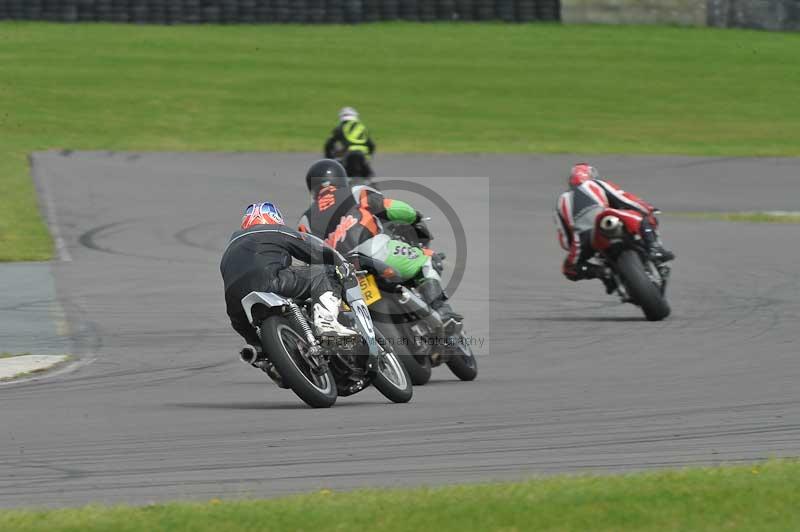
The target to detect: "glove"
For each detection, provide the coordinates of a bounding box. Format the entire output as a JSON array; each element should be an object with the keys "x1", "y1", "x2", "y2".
[
  {"x1": 334, "y1": 262, "x2": 355, "y2": 281},
  {"x1": 413, "y1": 220, "x2": 433, "y2": 242}
]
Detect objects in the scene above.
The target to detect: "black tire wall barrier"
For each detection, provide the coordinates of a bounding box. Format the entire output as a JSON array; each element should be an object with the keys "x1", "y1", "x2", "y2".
[
  {"x1": 707, "y1": 0, "x2": 800, "y2": 31},
  {"x1": 0, "y1": 0, "x2": 561, "y2": 23}
]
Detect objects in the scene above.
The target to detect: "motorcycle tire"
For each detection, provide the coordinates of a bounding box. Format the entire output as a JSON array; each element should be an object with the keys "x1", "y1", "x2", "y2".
[
  {"x1": 259, "y1": 315, "x2": 338, "y2": 408},
  {"x1": 616, "y1": 250, "x2": 671, "y2": 321},
  {"x1": 446, "y1": 333, "x2": 478, "y2": 381},
  {"x1": 372, "y1": 348, "x2": 413, "y2": 403},
  {"x1": 375, "y1": 321, "x2": 432, "y2": 385}
]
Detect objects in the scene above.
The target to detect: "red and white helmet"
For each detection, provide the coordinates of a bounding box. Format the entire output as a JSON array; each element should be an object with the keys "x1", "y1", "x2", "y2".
[{"x1": 568, "y1": 163, "x2": 599, "y2": 188}]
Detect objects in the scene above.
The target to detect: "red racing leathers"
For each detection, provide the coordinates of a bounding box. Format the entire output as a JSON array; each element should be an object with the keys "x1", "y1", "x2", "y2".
[{"x1": 555, "y1": 179, "x2": 657, "y2": 280}]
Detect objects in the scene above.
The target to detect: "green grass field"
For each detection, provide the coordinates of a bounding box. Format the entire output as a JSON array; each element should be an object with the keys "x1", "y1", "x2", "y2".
[
  {"x1": 672, "y1": 211, "x2": 800, "y2": 223},
  {"x1": 2, "y1": 22, "x2": 799, "y2": 261},
  {"x1": 2, "y1": 461, "x2": 799, "y2": 532}
]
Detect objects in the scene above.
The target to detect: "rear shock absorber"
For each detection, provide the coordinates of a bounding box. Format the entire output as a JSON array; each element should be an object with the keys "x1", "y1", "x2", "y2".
[
  {"x1": 288, "y1": 302, "x2": 318, "y2": 346},
  {"x1": 287, "y1": 301, "x2": 327, "y2": 376}
]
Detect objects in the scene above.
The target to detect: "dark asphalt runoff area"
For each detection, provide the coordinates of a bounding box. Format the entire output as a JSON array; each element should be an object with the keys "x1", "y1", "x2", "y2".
[{"x1": 0, "y1": 151, "x2": 798, "y2": 507}]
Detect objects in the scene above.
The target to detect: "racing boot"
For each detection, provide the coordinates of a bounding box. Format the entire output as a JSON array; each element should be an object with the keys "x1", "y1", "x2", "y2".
[
  {"x1": 640, "y1": 220, "x2": 675, "y2": 263},
  {"x1": 239, "y1": 344, "x2": 288, "y2": 388},
  {"x1": 418, "y1": 278, "x2": 464, "y2": 333},
  {"x1": 313, "y1": 291, "x2": 359, "y2": 339},
  {"x1": 431, "y1": 252, "x2": 446, "y2": 275},
  {"x1": 575, "y1": 262, "x2": 601, "y2": 280},
  {"x1": 649, "y1": 243, "x2": 675, "y2": 263}
]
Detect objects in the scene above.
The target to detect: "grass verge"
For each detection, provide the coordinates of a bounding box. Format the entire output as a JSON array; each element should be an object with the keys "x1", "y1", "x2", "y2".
[
  {"x1": 1, "y1": 22, "x2": 799, "y2": 260},
  {"x1": 0, "y1": 352, "x2": 32, "y2": 359},
  {"x1": 1, "y1": 460, "x2": 799, "y2": 531},
  {"x1": 0, "y1": 154, "x2": 53, "y2": 261},
  {"x1": 671, "y1": 211, "x2": 800, "y2": 223}
]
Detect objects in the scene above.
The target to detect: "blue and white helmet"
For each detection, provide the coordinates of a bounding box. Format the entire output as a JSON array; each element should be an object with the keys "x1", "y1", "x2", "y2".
[{"x1": 241, "y1": 202, "x2": 285, "y2": 230}]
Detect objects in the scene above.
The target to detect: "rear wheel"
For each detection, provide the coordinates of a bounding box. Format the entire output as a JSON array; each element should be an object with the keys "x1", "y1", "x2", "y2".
[
  {"x1": 616, "y1": 250, "x2": 671, "y2": 321},
  {"x1": 259, "y1": 315, "x2": 337, "y2": 408},
  {"x1": 446, "y1": 334, "x2": 478, "y2": 381}
]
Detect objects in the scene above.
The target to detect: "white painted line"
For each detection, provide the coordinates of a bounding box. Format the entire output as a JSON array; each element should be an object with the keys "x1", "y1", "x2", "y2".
[
  {"x1": 0, "y1": 356, "x2": 94, "y2": 387},
  {"x1": 32, "y1": 156, "x2": 72, "y2": 262},
  {"x1": 0, "y1": 355, "x2": 70, "y2": 381}
]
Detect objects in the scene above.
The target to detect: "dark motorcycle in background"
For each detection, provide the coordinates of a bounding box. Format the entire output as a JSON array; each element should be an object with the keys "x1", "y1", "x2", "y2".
[
  {"x1": 346, "y1": 220, "x2": 478, "y2": 385},
  {"x1": 240, "y1": 273, "x2": 413, "y2": 408},
  {"x1": 330, "y1": 149, "x2": 376, "y2": 187},
  {"x1": 591, "y1": 209, "x2": 672, "y2": 321}
]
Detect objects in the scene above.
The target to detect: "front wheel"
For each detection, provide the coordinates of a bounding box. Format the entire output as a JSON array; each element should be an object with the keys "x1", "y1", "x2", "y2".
[
  {"x1": 259, "y1": 315, "x2": 338, "y2": 408},
  {"x1": 372, "y1": 348, "x2": 413, "y2": 403},
  {"x1": 446, "y1": 334, "x2": 478, "y2": 381},
  {"x1": 615, "y1": 250, "x2": 671, "y2": 321}
]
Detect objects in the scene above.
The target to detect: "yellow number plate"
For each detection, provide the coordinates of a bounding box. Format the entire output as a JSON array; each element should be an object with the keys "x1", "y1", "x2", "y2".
[{"x1": 358, "y1": 274, "x2": 383, "y2": 306}]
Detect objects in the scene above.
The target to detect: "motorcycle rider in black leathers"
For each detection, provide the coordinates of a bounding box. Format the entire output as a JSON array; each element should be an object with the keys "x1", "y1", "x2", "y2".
[
  {"x1": 297, "y1": 159, "x2": 462, "y2": 328},
  {"x1": 221, "y1": 201, "x2": 357, "y2": 383},
  {"x1": 323, "y1": 107, "x2": 376, "y2": 179}
]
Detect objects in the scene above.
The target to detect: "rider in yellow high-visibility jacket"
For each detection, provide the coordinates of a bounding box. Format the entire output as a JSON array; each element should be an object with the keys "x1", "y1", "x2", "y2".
[{"x1": 324, "y1": 107, "x2": 376, "y2": 178}]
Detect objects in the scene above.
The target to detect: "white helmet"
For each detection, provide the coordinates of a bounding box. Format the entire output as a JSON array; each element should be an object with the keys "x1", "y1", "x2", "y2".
[{"x1": 338, "y1": 106, "x2": 359, "y2": 122}]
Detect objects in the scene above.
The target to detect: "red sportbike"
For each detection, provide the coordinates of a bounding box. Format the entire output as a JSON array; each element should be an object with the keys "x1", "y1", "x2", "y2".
[{"x1": 590, "y1": 208, "x2": 672, "y2": 321}]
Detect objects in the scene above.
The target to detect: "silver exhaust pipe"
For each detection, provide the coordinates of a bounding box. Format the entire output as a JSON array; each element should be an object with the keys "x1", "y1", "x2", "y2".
[
  {"x1": 239, "y1": 345, "x2": 259, "y2": 365},
  {"x1": 599, "y1": 215, "x2": 624, "y2": 238}
]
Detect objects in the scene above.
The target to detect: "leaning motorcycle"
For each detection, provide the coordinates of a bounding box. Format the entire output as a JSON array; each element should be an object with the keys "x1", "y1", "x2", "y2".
[
  {"x1": 346, "y1": 221, "x2": 478, "y2": 385},
  {"x1": 240, "y1": 273, "x2": 412, "y2": 408},
  {"x1": 591, "y1": 209, "x2": 672, "y2": 321}
]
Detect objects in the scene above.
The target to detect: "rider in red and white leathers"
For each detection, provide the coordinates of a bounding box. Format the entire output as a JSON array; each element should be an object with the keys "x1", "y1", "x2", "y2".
[{"x1": 555, "y1": 163, "x2": 674, "y2": 284}]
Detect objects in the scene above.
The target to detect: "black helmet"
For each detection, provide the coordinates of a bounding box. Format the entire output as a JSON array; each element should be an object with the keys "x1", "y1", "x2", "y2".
[{"x1": 305, "y1": 159, "x2": 348, "y2": 195}]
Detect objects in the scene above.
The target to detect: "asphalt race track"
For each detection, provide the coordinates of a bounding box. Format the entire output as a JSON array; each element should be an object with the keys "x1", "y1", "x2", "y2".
[{"x1": 1, "y1": 152, "x2": 798, "y2": 507}]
